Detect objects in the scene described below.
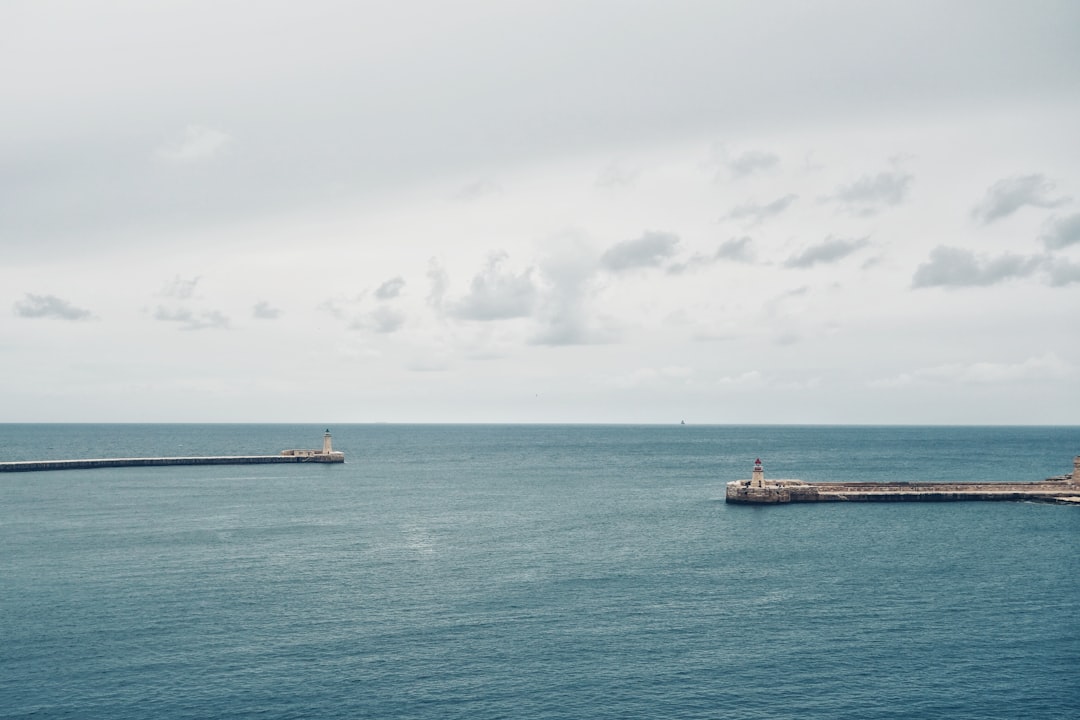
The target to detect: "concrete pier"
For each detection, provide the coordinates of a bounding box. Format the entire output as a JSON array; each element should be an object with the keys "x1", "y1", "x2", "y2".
[
  {"x1": 726, "y1": 457, "x2": 1080, "y2": 505},
  {"x1": 0, "y1": 455, "x2": 344, "y2": 473},
  {"x1": 0, "y1": 431, "x2": 345, "y2": 473}
]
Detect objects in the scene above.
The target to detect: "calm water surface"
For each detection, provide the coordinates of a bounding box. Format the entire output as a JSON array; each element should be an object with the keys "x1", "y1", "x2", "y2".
[{"x1": 1, "y1": 425, "x2": 1078, "y2": 719}]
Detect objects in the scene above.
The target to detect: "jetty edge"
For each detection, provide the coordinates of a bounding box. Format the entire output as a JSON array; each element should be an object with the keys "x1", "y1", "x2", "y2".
[
  {"x1": 726, "y1": 457, "x2": 1080, "y2": 505},
  {"x1": 0, "y1": 429, "x2": 345, "y2": 473}
]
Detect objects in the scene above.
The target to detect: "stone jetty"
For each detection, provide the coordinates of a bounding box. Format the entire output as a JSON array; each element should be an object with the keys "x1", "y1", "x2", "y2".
[
  {"x1": 0, "y1": 430, "x2": 345, "y2": 473},
  {"x1": 726, "y1": 457, "x2": 1080, "y2": 505}
]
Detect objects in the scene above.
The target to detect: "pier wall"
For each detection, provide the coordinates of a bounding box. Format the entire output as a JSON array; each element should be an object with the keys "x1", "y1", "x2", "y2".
[
  {"x1": 726, "y1": 480, "x2": 1080, "y2": 504},
  {"x1": 0, "y1": 455, "x2": 344, "y2": 473}
]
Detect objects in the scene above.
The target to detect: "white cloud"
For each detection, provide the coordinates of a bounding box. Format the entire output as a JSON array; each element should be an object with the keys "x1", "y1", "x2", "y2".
[
  {"x1": 971, "y1": 174, "x2": 1071, "y2": 224},
  {"x1": 155, "y1": 124, "x2": 231, "y2": 164}
]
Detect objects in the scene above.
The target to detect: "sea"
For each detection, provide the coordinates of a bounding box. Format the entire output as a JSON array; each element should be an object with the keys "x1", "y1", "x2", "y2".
[{"x1": 1, "y1": 424, "x2": 1077, "y2": 720}]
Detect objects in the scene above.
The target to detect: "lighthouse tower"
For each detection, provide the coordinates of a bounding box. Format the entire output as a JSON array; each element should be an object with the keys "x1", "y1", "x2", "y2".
[
  {"x1": 323, "y1": 429, "x2": 333, "y2": 455},
  {"x1": 752, "y1": 458, "x2": 765, "y2": 488}
]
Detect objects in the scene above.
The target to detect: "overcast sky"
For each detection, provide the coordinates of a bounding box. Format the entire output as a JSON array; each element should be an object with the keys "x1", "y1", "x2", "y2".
[{"x1": 3, "y1": 0, "x2": 1079, "y2": 423}]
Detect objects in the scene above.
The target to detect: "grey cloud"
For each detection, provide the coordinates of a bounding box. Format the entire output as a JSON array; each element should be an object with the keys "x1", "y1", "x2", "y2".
[
  {"x1": 155, "y1": 124, "x2": 231, "y2": 164},
  {"x1": 351, "y1": 306, "x2": 406, "y2": 333},
  {"x1": 972, "y1": 174, "x2": 1071, "y2": 224},
  {"x1": 668, "y1": 236, "x2": 755, "y2": 274},
  {"x1": 716, "y1": 236, "x2": 756, "y2": 262},
  {"x1": 1040, "y1": 213, "x2": 1080, "y2": 250},
  {"x1": 159, "y1": 275, "x2": 200, "y2": 299},
  {"x1": 595, "y1": 160, "x2": 640, "y2": 188},
  {"x1": 531, "y1": 236, "x2": 617, "y2": 346},
  {"x1": 13, "y1": 293, "x2": 93, "y2": 321},
  {"x1": 911, "y1": 246, "x2": 1042, "y2": 288},
  {"x1": 8, "y1": 3, "x2": 1080, "y2": 260},
  {"x1": 726, "y1": 150, "x2": 780, "y2": 178},
  {"x1": 375, "y1": 276, "x2": 406, "y2": 300},
  {"x1": 453, "y1": 178, "x2": 501, "y2": 201},
  {"x1": 727, "y1": 194, "x2": 797, "y2": 225},
  {"x1": 784, "y1": 236, "x2": 869, "y2": 268},
  {"x1": 427, "y1": 259, "x2": 449, "y2": 309},
  {"x1": 600, "y1": 231, "x2": 680, "y2": 272},
  {"x1": 827, "y1": 170, "x2": 911, "y2": 215},
  {"x1": 154, "y1": 306, "x2": 230, "y2": 330},
  {"x1": 252, "y1": 300, "x2": 281, "y2": 319},
  {"x1": 1045, "y1": 257, "x2": 1080, "y2": 286},
  {"x1": 451, "y1": 253, "x2": 537, "y2": 321}
]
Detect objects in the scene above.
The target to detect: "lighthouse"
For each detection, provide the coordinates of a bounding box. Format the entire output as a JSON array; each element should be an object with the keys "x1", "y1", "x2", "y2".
[
  {"x1": 752, "y1": 458, "x2": 765, "y2": 488},
  {"x1": 323, "y1": 429, "x2": 333, "y2": 455}
]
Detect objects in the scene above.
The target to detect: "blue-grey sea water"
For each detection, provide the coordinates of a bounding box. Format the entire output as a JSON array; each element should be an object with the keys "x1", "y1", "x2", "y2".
[{"x1": 1, "y1": 425, "x2": 1078, "y2": 719}]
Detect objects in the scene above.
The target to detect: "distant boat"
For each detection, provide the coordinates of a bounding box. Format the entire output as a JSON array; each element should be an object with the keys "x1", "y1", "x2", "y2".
[{"x1": 680, "y1": 420, "x2": 685, "y2": 425}]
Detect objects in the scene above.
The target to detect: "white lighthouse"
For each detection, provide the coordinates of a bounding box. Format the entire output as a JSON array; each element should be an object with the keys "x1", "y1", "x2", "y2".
[
  {"x1": 752, "y1": 458, "x2": 765, "y2": 488},
  {"x1": 323, "y1": 429, "x2": 333, "y2": 455}
]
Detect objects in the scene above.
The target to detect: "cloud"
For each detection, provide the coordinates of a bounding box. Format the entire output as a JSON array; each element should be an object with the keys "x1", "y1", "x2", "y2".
[
  {"x1": 611, "y1": 365, "x2": 693, "y2": 389},
  {"x1": 375, "y1": 276, "x2": 406, "y2": 300},
  {"x1": 727, "y1": 194, "x2": 798, "y2": 225},
  {"x1": 451, "y1": 252, "x2": 537, "y2": 321},
  {"x1": 155, "y1": 124, "x2": 231, "y2": 164},
  {"x1": 351, "y1": 306, "x2": 406, "y2": 333},
  {"x1": 1044, "y1": 256, "x2": 1080, "y2": 286},
  {"x1": 971, "y1": 174, "x2": 1071, "y2": 224},
  {"x1": 716, "y1": 236, "x2": 756, "y2": 263},
  {"x1": 726, "y1": 150, "x2": 780, "y2": 178},
  {"x1": 453, "y1": 178, "x2": 501, "y2": 201},
  {"x1": 252, "y1": 301, "x2": 281, "y2": 319},
  {"x1": 154, "y1": 306, "x2": 230, "y2": 330},
  {"x1": 911, "y1": 246, "x2": 1042, "y2": 288},
  {"x1": 159, "y1": 275, "x2": 200, "y2": 299},
  {"x1": 1040, "y1": 213, "x2": 1080, "y2": 250},
  {"x1": 784, "y1": 236, "x2": 869, "y2": 268},
  {"x1": 703, "y1": 144, "x2": 780, "y2": 180},
  {"x1": 668, "y1": 236, "x2": 756, "y2": 274},
  {"x1": 600, "y1": 231, "x2": 680, "y2": 272},
  {"x1": 13, "y1": 293, "x2": 93, "y2": 321},
  {"x1": 827, "y1": 170, "x2": 911, "y2": 215},
  {"x1": 870, "y1": 354, "x2": 1074, "y2": 387},
  {"x1": 427, "y1": 259, "x2": 449, "y2": 309},
  {"x1": 595, "y1": 160, "x2": 640, "y2": 188},
  {"x1": 531, "y1": 235, "x2": 617, "y2": 346}
]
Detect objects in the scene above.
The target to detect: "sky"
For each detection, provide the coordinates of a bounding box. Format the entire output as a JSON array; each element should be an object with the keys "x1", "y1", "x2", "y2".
[{"x1": 2, "y1": 0, "x2": 1079, "y2": 424}]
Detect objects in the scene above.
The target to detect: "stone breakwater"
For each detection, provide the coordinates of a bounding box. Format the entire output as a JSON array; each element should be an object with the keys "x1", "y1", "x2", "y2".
[
  {"x1": 0, "y1": 454, "x2": 345, "y2": 473},
  {"x1": 726, "y1": 479, "x2": 1080, "y2": 505}
]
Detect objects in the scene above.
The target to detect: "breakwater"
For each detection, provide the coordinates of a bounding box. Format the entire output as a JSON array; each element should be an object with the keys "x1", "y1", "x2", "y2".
[
  {"x1": 726, "y1": 479, "x2": 1080, "y2": 504},
  {"x1": 0, "y1": 430, "x2": 345, "y2": 473},
  {"x1": 0, "y1": 455, "x2": 344, "y2": 473},
  {"x1": 726, "y1": 457, "x2": 1080, "y2": 504}
]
